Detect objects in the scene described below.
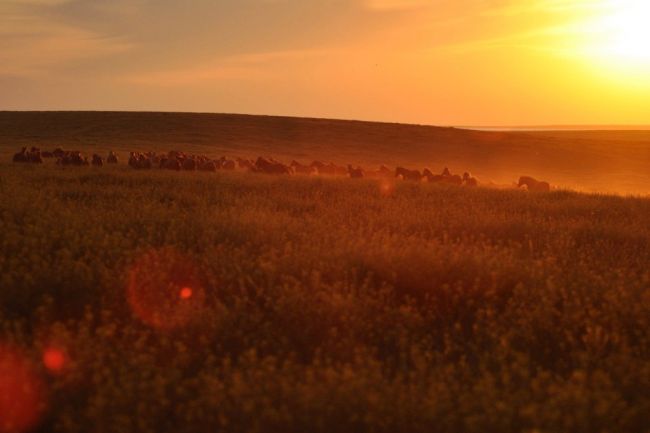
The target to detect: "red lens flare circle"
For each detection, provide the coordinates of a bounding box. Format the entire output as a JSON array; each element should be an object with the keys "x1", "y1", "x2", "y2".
[
  {"x1": 42, "y1": 348, "x2": 67, "y2": 375},
  {"x1": 0, "y1": 345, "x2": 45, "y2": 433},
  {"x1": 127, "y1": 248, "x2": 206, "y2": 331},
  {"x1": 379, "y1": 179, "x2": 395, "y2": 196},
  {"x1": 179, "y1": 287, "x2": 193, "y2": 300}
]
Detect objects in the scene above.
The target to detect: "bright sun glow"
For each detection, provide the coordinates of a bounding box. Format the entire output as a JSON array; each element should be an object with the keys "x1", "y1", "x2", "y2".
[{"x1": 584, "y1": 0, "x2": 650, "y2": 65}]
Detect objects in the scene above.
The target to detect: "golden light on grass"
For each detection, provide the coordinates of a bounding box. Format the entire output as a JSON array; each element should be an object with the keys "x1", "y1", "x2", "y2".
[
  {"x1": 1, "y1": 148, "x2": 650, "y2": 431},
  {"x1": 0, "y1": 345, "x2": 45, "y2": 433}
]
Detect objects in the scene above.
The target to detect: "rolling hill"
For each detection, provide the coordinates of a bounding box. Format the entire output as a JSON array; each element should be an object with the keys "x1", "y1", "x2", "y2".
[{"x1": 1, "y1": 111, "x2": 649, "y2": 194}]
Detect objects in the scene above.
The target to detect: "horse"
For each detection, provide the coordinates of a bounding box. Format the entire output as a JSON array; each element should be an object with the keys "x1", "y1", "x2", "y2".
[
  {"x1": 347, "y1": 165, "x2": 364, "y2": 179},
  {"x1": 291, "y1": 160, "x2": 316, "y2": 175},
  {"x1": 395, "y1": 167, "x2": 422, "y2": 182},
  {"x1": 462, "y1": 172, "x2": 478, "y2": 187},
  {"x1": 518, "y1": 176, "x2": 550, "y2": 192},
  {"x1": 254, "y1": 157, "x2": 292, "y2": 174}
]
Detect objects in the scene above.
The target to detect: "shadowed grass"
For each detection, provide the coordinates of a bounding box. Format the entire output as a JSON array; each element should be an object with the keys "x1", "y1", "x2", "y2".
[{"x1": 0, "y1": 163, "x2": 648, "y2": 433}]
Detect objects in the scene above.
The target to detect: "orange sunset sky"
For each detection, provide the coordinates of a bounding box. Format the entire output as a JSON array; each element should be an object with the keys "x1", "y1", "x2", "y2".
[{"x1": 1, "y1": 0, "x2": 649, "y2": 126}]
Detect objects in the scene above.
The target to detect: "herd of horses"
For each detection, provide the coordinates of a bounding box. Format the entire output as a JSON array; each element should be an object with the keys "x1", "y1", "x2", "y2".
[
  {"x1": 12, "y1": 147, "x2": 118, "y2": 166},
  {"x1": 10, "y1": 147, "x2": 552, "y2": 191}
]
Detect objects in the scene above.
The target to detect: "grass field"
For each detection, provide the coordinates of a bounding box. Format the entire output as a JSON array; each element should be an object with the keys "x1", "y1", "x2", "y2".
[{"x1": 1, "y1": 154, "x2": 649, "y2": 432}]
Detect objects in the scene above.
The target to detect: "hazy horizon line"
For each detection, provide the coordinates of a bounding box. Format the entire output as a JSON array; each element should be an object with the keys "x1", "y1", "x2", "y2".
[
  {"x1": 461, "y1": 125, "x2": 650, "y2": 131},
  {"x1": 1, "y1": 110, "x2": 649, "y2": 131}
]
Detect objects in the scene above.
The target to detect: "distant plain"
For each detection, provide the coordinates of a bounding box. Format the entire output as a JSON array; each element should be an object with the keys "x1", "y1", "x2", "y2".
[{"x1": 2, "y1": 111, "x2": 649, "y2": 194}]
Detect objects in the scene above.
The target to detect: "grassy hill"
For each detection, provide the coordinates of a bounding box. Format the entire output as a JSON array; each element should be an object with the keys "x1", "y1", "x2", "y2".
[{"x1": 1, "y1": 111, "x2": 649, "y2": 193}]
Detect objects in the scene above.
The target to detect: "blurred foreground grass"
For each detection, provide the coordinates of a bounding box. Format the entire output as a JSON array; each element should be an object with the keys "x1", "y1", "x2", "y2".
[{"x1": 0, "y1": 163, "x2": 648, "y2": 433}]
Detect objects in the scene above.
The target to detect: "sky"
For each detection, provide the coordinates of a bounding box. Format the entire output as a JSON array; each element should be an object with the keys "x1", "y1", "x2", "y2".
[{"x1": 1, "y1": 0, "x2": 649, "y2": 126}]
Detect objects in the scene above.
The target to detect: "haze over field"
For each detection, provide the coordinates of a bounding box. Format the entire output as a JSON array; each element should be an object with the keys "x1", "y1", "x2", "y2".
[{"x1": 2, "y1": 111, "x2": 650, "y2": 194}]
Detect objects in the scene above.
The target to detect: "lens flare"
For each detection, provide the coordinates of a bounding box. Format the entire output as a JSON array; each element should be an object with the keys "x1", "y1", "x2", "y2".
[
  {"x1": 179, "y1": 287, "x2": 193, "y2": 300},
  {"x1": 379, "y1": 179, "x2": 395, "y2": 196},
  {"x1": 0, "y1": 345, "x2": 45, "y2": 433},
  {"x1": 42, "y1": 348, "x2": 67, "y2": 374},
  {"x1": 127, "y1": 248, "x2": 206, "y2": 330}
]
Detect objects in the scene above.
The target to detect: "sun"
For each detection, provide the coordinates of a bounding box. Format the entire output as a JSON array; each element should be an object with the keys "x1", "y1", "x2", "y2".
[
  {"x1": 585, "y1": 0, "x2": 650, "y2": 65},
  {"x1": 599, "y1": 0, "x2": 650, "y2": 62}
]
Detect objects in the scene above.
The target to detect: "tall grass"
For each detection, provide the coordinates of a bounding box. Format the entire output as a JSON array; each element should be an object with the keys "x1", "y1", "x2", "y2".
[{"x1": 0, "y1": 163, "x2": 648, "y2": 432}]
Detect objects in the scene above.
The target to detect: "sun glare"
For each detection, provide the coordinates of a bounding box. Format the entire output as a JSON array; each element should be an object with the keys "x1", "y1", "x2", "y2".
[
  {"x1": 584, "y1": 0, "x2": 650, "y2": 66},
  {"x1": 600, "y1": 1, "x2": 650, "y2": 61}
]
